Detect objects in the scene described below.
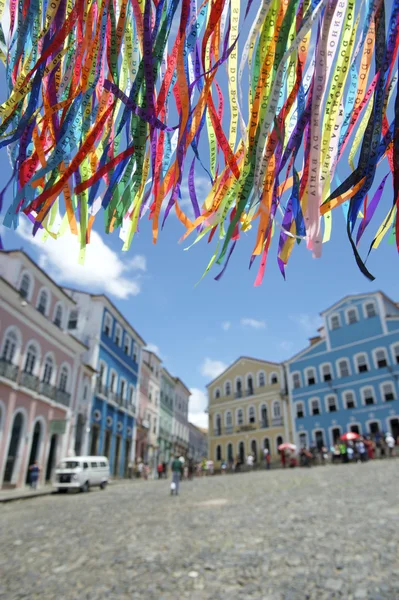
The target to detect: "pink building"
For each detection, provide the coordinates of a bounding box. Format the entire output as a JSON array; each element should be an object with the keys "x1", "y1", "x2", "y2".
[{"x1": 0, "y1": 251, "x2": 95, "y2": 489}]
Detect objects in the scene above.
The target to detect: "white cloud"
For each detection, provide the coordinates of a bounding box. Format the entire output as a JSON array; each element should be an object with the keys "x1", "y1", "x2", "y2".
[
  {"x1": 200, "y1": 357, "x2": 227, "y2": 379},
  {"x1": 291, "y1": 314, "x2": 323, "y2": 336},
  {"x1": 145, "y1": 343, "x2": 161, "y2": 357},
  {"x1": 221, "y1": 321, "x2": 231, "y2": 331},
  {"x1": 189, "y1": 387, "x2": 209, "y2": 429},
  {"x1": 16, "y1": 218, "x2": 146, "y2": 299},
  {"x1": 241, "y1": 317, "x2": 266, "y2": 330}
]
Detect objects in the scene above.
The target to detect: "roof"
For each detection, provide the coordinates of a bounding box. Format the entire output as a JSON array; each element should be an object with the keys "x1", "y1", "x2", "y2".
[
  {"x1": 174, "y1": 376, "x2": 191, "y2": 395},
  {"x1": 143, "y1": 348, "x2": 162, "y2": 364},
  {"x1": 320, "y1": 291, "x2": 397, "y2": 316},
  {"x1": 161, "y1": 366, "x2": 176, "y2": 382},
  {"x1": 1, "y1": 250, "x2": 76, "y2": 304},
  {"x1": 63, "y1": 288, "x2": 146, "y2": 346},
  {"x1": 206, "y1": 356, "x2": 282, "y2": 388},
  {"x1": 189, "y1": 422, "x2": 208, "y2": 434}
]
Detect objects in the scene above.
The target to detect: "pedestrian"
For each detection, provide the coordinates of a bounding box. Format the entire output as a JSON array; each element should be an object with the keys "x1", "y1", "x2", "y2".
[
  {"x1": 29, "y1": 461, "x2": 40, "y2": 489},
  {"x1": 339, "y1": 441, "x2": 348, "y2": 463},
  {"x1": 157, "y1": 462, "x2": 163, "y2": 479},
  {"x1": 162, "y1": 461, "x2": 168, "y2": 478},
  {"x1": 356, "y1": 439, "x2": 367, "y2": 462},
  {"x1": 138, "y1": 460, "x2": 144, "y2": 478},
  {"x1": 143, "y1": 463, "x2": 149, "y2": 480},
  {"x1": 171, "y1": 455, "x2": 183, "y2": 495},
  {"x1": 264, "y1": 447, "x2": 271, "y2": 470},
  {"x1": 280, "y1": 450, "x2": 286, "y2": 469},
  {"x1": 366, "y1": 438, "x2": 375, "y2": 460},
  {"x1": 246, "y1": 454, "x2": 254, "y2": 469},
  {"x1": 188, "y1": 457, "x2": 194, "y2": 480},
  {"x1": 386, "y1": 433, "x2": 395, "y2": 457},
  {"x1": 221, "y1": 459, "x2": 227, "y2": 474}
]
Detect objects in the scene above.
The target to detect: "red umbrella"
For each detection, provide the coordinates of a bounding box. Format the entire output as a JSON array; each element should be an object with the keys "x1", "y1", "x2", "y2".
[
  {"x1": 340, "y1": 432, "x2": 360, "y2": 441},
  {"x1": 278, "y1": 443, "x2": 297, "y2": 451}
]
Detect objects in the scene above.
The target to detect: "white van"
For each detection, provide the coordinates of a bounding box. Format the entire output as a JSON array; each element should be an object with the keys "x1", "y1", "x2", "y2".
[{"x1": 54, "y1": 456, "x2": 109, "y2": 493}]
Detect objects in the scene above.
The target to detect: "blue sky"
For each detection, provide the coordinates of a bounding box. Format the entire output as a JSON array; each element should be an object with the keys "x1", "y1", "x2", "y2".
[{"x1": 1, "y1": 0, "x2": 399, "y2": 427}]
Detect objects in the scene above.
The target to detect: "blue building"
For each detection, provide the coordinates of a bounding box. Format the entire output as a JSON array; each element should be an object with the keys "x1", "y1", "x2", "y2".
[
  {"x1": 286, "y1": 292, "x2": 399, "y2": 449},
  {"x1": 64, "y1": 290, "x2": 145, "y2": 476}
]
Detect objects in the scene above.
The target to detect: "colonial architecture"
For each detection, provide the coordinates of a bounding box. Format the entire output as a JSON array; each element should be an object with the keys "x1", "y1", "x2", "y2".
[
  {"x1": 64, "y1": 289, "x2": 145, "y2": 477},
  {"x1": 188, "y1": 422, "x2": 208, "y2": 462},
  {"x1": 159, "y1": 367, "x2": 175, "y2": 463},
  {"x1": 208, "y1": 357, "x2": 290, "y2": 468},
  {"x1": 137, "y1": 349, "x2": 161, "y2": 472},
  {"x1": 0, "y1": 251, "x2": 94, "y2": 489},
  {"x1": 173, "y1": 377, "x2": 190, "y2": 457},
  {"x1": 287, "y1": 292, "x2": 399, "y2": 449}
]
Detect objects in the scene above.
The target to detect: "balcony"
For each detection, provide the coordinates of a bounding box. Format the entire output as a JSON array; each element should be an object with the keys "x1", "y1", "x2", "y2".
[
  {"x1": 260, "y1": 420, "x2": 269, "y2": 429},
  {"x1": 246, "y1": 388, "x2": 254, "y2": 397},
  {"x1": 96, "y1": 380, "x2": 109, "y2": 398},
  {"x1": 0, "y1": 359, "x2": 19, "y2": 382},
  {"x1": 237, "y1": 424, "x2": 256, "y2": 432},
  {"x1": 213, "y1": 428, "x2": 222, "y2": 436},
  {"x1": 272, "y1": 416, "x2": 284, "y2": 427},
  {"x1": 39, "y1": 381, "x2": 56, "y2": 400},
  {"x1": 55, "y1": 388, "x2": 71, "y2": 407},
  {"x1": 235, "y1": 390, "x2": 243, "y2": 399},
  {"x1": 20, "y1": 371, "x2": 39, "y2": 392},
  {"x1": 225, "y1": 425, "x2": 233, "y2": 434}
]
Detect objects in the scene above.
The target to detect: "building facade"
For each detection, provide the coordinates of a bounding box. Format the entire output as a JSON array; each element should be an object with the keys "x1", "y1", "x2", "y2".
[
  {"x1": 208, "y1": 357, "x2": 290, "y2": 468},
  {"x1": 287, "y1": 293, "x2": 399, "y2": 449},
  {"x1": 64, "y1": 290, "x2": 145, "y2": 477},
  {"x1": 141, "y1": 350, "x2": 161, "y2": 472},
  {"x1": 172, "y1": 378, "x2": 190, "y2": 457},
  {"x1": 188, "y1": 423, "x2": 208, "y2": 461},
  {"x1": 0, "y1": 251, "x2": 94, "y2": 489},
  {"x1": 159, "y1": 367, "x2": 174, "y2": 463}
]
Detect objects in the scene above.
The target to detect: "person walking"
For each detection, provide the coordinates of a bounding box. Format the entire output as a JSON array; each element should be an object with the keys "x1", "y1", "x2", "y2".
[
  {"x1": 264, "y1": 447, "x2": 271, "y2": 470},
  {"x1": 386, "y1": 433, "x2": 395, "y2": 457},
  {"x1": 280, "y1": 449, "x2": 286, "y2": 469},
  {"x1": 157, "y1": 462, "x2": 163, "y2": 479},
  {"x1": 29, "y1": 461, "x2": 40, "y2": 489},
  {"x1": 171, "y1": 455, "x2": 183, "y2": 495}
]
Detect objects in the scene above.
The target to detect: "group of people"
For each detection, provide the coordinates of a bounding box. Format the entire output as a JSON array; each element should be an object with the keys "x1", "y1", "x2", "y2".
[{"x1": 298, "y1": 432, "x2": 397, "y2": 467}]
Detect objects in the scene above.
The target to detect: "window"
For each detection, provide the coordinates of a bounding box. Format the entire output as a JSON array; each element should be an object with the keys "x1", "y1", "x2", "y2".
[
  {"x1": 347, "y1": 308, "x2": 358, "y2": 324},
  {"x1": 248, "y1": 406, "x2": 256, "y2": 423},
  {"x1": 314, "y1": 430, "x2": 325, "y2": 450},
  {"x1": 236, "y1": 408, "x2": 244, "y2": 425},
  {"x1": 225, "y1": 381, "x2": 231, "y2": 396},
  {"x1": 258, "y1": 371, "x2": 265, "y2": 387},
  {"x1": 276, "y1": 435, "x2": 283, "y2": 451},
  {"x1": 133, "y1": 343, "x2": 137, "y2": 362},
  {"x1": 362, "y1": 387, "x2": 375, "y2": 406},
  {"x1": 227, "y1": 443, "x2": 234, "y2": 461},
  {"x1": 110, "y1": 371, "x2": 117, "y2": 392},
  {"x1": 103, "y1": 313, "x2": 112, "y2": 337},
  {"x1": 235, "y1": 378, "x2": 242, "y2": 398},
  {"x1": 42, "y1": 356, "x2": 54, "y2": 384},
  {"x1": 321, "y1": 364, "x2": 332, "y2": 382},
  {"x1": 330, "y1": 314, "x2": 341, "y2": 330},
  {"x1": 91, "y1": 462, "x2": 98, "y2": 468},
  {"x1": 54, "y1": 304, "x2": 63, "y2": 328},
  {"x1": 215, "y1": 388, "x2": 221, "y2": 399},
  {"x1": 114, "y1": 324, "x2": 122, "y2": 347},
  {"x1": 68, "y1": 310, "x2": 78, "y2": 329},
  {"x1": 260, "y1": 404, "x2": 268, "y2": 427},
  {"x1": 356, "y1": 354, "x2": 369, "y2": 373},
  {"x1": 153, "y1": 418, "x2": 157, "y2": 434},
  {"x1": 124, "y1": 335, "x2": 131, "y2": 355},
  {"x1": 292, "y1": 372, "x2": 301, "y2": 389},
  {"x1": 338, "y1": 359, "x2": 350, "y2": 378},
  {"x1": 2, "y1": 330, "x2": 18, "y2": 363},
  {"x1": 306, "y1": 368, "x2": 316, "y2": 386},
  {"x1": 365, "y1": 302, "x2": 376, "y2": 318},
  {"x1": 225, "y1": 411, "x2": 232, "y2": 426},
  {"x1": 19, "y1": 273, "x2": 31, "y2": 299},
  {"x1": 83, "y1": 462, "x2": 89, "y2": 469},
  {"x1": 310, "y1": 398, "x2": 321, "y2": 416},
  {"x1": 381, "y1": 382, "x2": 395, "y2": 402},
  {"x1": 120, "y1": 379, "x2": 126, "y2": 400},
  {"x1": 37, "y1": 290, "x2": 48, "y2": 315},
  {"x1": 273, "y1": 401, "x2": 281, "y2": 418},
  {"x1": 392, "y1": 343, "x2": 399, "y2": 365},
  {"x1": 129, "y1": 385, "x2": 135, "y2": 404},
  {"x1": 59, "y1": 366, "x2": 69, "y2": 392},
  {"x1": 215, "y1": 414, "x2": 221, "y2": 435},
  {"x1": 247, "y1": 375, "x2": 254, "y2": 395},
  {"x1": 270, "y1": 372, "x2": 278, "y2": 385},
  {"x1": 296, "y1": 402, "x2": 304, "y2": 418},
  {"x1": 24, "y1": 343, "x2": 38, "y2": 374},
  {"x1": 216, "y1": 445, "x2": 222, "y2": 461},
  {"x1": 343, "y1": 391, "x2": 356, "y2": 409},
  {"x1": 326, "y1": 395, "x2": 338, "y2": 413},
  {"x1": 374, "y1": 348, "x2": 388, "y2": 369}
]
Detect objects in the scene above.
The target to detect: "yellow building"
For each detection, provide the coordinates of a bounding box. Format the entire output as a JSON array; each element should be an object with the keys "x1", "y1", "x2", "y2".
[{"x1": 208, "y1": 357, "x2": 292, "y2": 467}]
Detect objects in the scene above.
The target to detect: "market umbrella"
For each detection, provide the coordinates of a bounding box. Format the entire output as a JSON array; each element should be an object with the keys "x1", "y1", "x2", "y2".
[
  {"x1": 340, "y1": 432, "x2": 360, "y2": 441},
  {"x1": 278, "y1": 443, "x2": 297, "y2": 451}
]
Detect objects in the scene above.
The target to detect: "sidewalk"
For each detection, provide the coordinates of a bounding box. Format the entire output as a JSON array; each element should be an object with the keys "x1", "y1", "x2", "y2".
[{"x1": 0, "y1": 478, "x2": 130, "y2": 503}]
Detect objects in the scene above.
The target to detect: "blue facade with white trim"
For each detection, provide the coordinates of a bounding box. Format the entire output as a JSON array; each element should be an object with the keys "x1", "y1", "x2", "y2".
[{"x1": 287, "y1": 293, "x2": 399, "y2": 449}]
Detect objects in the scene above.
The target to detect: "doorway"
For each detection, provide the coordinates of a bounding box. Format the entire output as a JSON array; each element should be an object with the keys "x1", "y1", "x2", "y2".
[
  {"x1": 103, "y1": 430, "x2": 111, "y2": 459},
  {"x1": 45, "y1": 434, "x2": 58, "y2": 481},
  {"x1": 238, "y1": 441, "x2": 245, "y2": 464},
  {"x1": 251, "y1": 439, "x2": 258, "y2": 462},
  {"x1": 314, "y1": 430, "x2": 325, "y2": 450},
  {"x1": 350, "y1": 424, "x2": 360, "y2": 434},
  {"x1": 331, "y1": 427, "x2": 341, "y2": 444},
  {"x1": 4, "y1": 412, "x2": 24, "y2": 484},
  {"x1": 369, "y1": 421, "x2": 380, "y2": 435},
  {"x1": 114, "y1": 435, "x2": 121, "y2": 476},
  {"x1": 26, "y1": 421, "x2": 42, "y2": 484},
  {"x1": 124, "y1": 440, "x2": 131, "y2": 477},
  {"x1": 90, "y1": 425, "x2": 99, "y2": 455},
  {"x1": 74, "y1": 414, "x2": 84, "y2": 455},
  {"x1": 389, "y1": 418, "x2": 399, "y2": 440}
]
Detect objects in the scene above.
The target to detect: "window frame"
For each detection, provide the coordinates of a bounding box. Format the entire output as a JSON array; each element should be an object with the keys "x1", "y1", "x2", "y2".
[
  {"x1": 236, "y1": 407, "x2": 244, "y2": 426},
  {"x1": 305, "y1": 367, "x2": 317, "y2": 386},
  {"x1": 363, "y1": 301, "x2": 377, "y2": 318},
  {"x1": 361, "y1": 386, "x2": 376, "y2": 406},
  {"x1": 292, "y1": 371, "x2": 301, "y2": 389},
  {"x1": 319, "y1": 362, "x2": 333, "y2": 382},
  {"x1": 257, "y1": 370, "x2": 266, "y2": 387},
  {"x1": 390, "y1": 342, "x2": 399, "y2": 365},
  {"x1": 114, "y1": 323, "x2": 123, "y2": 347},
  {"x1": 380, "y1": 381, "x2": 396, "y2": 402},
  {"x1": 329, "y1": 313, "x2": 341, "y2": 330},
  {"x1": 336, "y1": 357, "x2": 351, "y2": 378},
  {"x1": 224, "y1": 380, "x2": 232, "y2": 396},
  {"x1": 123, "y1": 334, "x2": 131, "y2": 356},
  {"x1": 296, "y1": 401, "x2": 305, "y2": 419},
  {"x1": 36, "y1": 288, "x2": 50, "y2": 316},
  {"x1": 309, "y1": 397, "x2": 321, "y2": 416},
  {"x1": 53, "y1": 303, "x2": 64, "y2": 328},
  {"x1": 372, "y1": 347, "x2": 389, "y2": 369},
  {"x1": 247, "y1": 405, "x2": 256, "y2": 424},
  {"x1": 270, "y1": 371, "x2": 279, "y2": 385},
  {"x1": 325, "y1": 394, "x2": 338, "y2": 413},
  {"x1": 354, "y1": 352, "x2": 370, "y2": 374},
  {"x1": 342, "y1": 390, "x2": 356, "y2": 409},
  {"x1": 214, "y1": 387, "x2": 221, "y2": 400},
  {"x1": 345, "y1": 306, "x2": 359, "y2": 325},
  {"x1": 103, "y1": 313, "x2": 113, "y2": 337},
  {"x1": 18, "y1": 271, "x2": 34, "y2": 301}
]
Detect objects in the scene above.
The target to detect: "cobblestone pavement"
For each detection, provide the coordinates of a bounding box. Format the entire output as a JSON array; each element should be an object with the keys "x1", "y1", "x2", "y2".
[{"x1": 1, "y1": 460, "x2": 399, "y2": 600}]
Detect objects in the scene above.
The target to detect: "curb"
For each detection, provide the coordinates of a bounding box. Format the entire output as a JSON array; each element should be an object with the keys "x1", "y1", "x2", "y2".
[{"x1": 0, "y1": 490, "x2": 56, "y2": 504}]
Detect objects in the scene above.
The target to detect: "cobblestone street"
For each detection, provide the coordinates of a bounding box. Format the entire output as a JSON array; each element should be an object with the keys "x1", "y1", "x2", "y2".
[{"x1": 1, "y1": 460, "x2": 398, "y2": 600}]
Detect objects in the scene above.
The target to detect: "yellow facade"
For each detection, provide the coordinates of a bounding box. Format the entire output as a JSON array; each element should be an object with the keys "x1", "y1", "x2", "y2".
[{"x1": 208, "y1": 357, "x2": 292, "y2": 467}]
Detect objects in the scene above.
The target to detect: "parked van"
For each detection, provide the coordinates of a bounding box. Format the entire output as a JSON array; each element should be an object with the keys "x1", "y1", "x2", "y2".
[{"x1": 54, "y1": 456, "x2": 109, "y2": 493}]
